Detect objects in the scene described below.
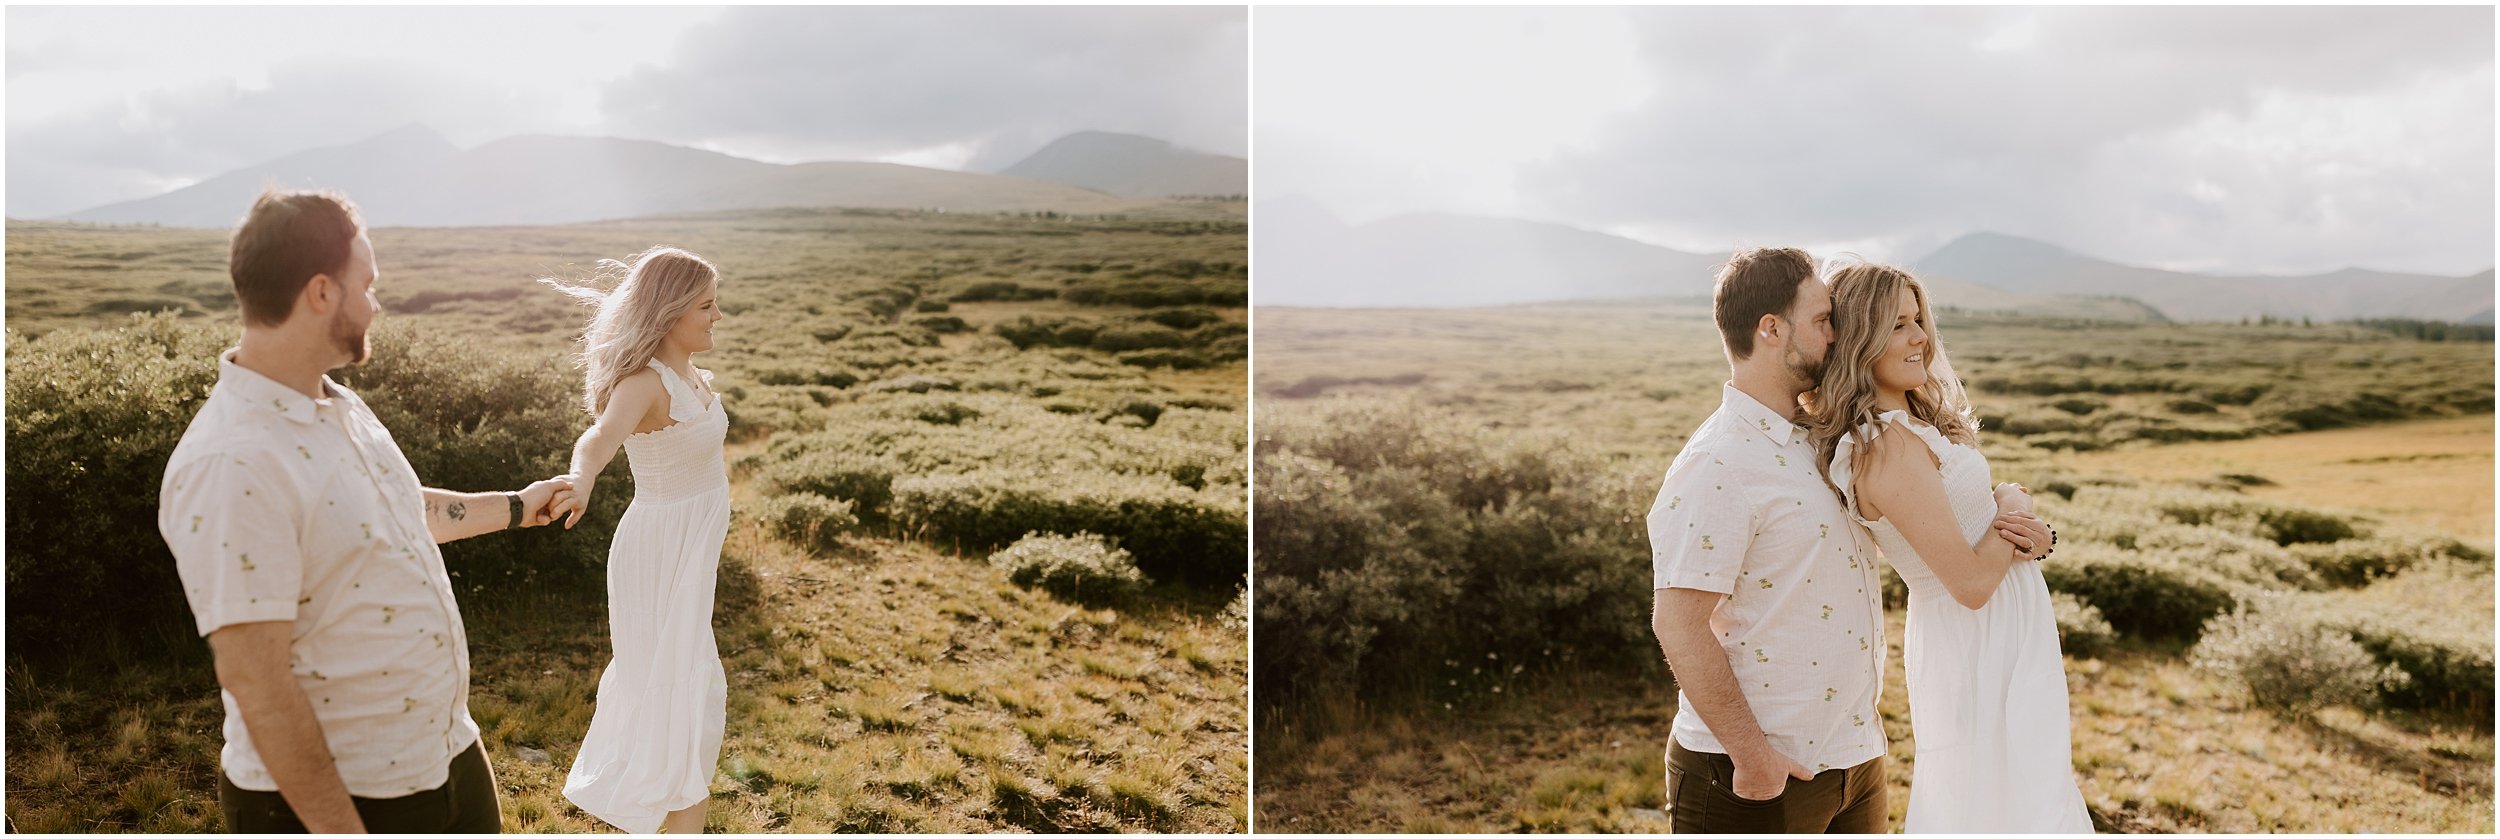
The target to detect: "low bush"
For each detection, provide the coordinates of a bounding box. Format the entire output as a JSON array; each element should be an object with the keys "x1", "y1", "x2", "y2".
[
  {"x1": 912, "y1": 316, "x2": 971, "y2": 334},
  {"x1": 894, "y1": 471, "x2": 1244, "y2": 588},
  {"x1": 1140, "y1": 308, "x2": 1224, "y2": 330},
  {"x1": 2038, "y1": 543, "x2": 2238, "y2": 642},
  {"x1": 749, "y1": 493, "x2": 859, "y2": 554},
  {"x1": 2051, "y1": 592, "x2": 2117, "y2": 658},
  {"x1": 951, "y1": 281, "x2": 1056, "y2": 303},
  {"x1": 2292, "y1": 536, "x2": 2491, "y2": 587},
  {"x1": 759, "y1": 451, "x2": 900, "y2": 522},
  {"x1": 1253, "y1": 401, "x2": 1651, "y2": 707},
  {"x1": 1091, "y1": 324, "x2": 1191, "y2": 353},
  {"x1": 986, "y1": 532, "x2": 1146, "y2": 606},
  {"x1": 2189, "y1": 593, "x2": 2408, "y2": 716}
]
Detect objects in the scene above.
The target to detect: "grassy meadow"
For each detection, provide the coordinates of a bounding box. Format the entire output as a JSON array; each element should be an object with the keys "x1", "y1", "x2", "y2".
[
  {"x1": 4, "y1": 203, "x2": 1248, "y2": 832},
  {"x1": 1252, "y1": 301, "x2": 2494, "y2": 833}
]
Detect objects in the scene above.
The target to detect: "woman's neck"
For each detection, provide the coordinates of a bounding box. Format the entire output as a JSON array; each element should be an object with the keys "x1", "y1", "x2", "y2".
[
  {"x1": 1874, "y1": 389, "x2": 1912, "y2": 413},
  {"x1": 652, "y1": 344, "x2": 694, "y2": 372}
]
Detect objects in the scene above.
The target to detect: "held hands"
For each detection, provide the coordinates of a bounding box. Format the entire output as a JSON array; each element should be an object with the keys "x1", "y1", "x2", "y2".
[
  {"x1": 515, "y1": 477, "x2": 577, "y2": 528},
  {"x1": 1730, "y1": 746, "x2": 1815, "y2": 801},
  {"x1": 549, "y1": 473, "x2": 595, "y2": 530}
]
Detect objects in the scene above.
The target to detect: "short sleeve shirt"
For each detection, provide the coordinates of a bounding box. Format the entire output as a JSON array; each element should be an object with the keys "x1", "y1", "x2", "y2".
[
  {"x1": 1647, "y1": 384, "x2": 1888, "y2": 773},
  {"x1": 159, "y1": 349, "x2": 479, "y2": 797}
]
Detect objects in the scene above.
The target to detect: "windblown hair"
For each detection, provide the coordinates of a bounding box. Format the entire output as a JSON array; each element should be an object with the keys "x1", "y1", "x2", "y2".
[
  {"x1": 1802, "y1": 261, "x2": 1978, "y2": 507},
  {"x1": 539, "y1": 247, "x2": 720, "y2": 415}
]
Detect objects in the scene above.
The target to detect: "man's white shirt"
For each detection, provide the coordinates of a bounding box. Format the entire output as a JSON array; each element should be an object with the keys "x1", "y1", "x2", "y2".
[
  {"x1": 160, "y1": 349, "x2": 479, "y2": 797},
  {"x1": 1648, "y1": 384, "x2": 1888, "y2": 774}
]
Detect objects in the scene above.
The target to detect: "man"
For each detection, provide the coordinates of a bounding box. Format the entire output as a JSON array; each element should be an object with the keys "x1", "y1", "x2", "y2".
[
  {"x1": 1645, "y1": 246, "x2": 1888, "y2": 832},
  {"x1": 158, "y1": 189, "x2": 573, "y2": 833}
]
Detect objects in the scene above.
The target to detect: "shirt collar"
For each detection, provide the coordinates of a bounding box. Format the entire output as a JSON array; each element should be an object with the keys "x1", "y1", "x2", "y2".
[
  {"x1": 217, "y1": 347, "x2": 339, "y2": 426},
  {"x1": 1721, "y1": 382, "x2": 1807, "y2": 448}
]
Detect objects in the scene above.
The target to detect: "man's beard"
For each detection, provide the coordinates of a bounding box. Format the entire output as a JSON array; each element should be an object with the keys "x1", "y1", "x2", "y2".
[
  {"x1": 1783, "y1": 342, "x2": 1823, "y2": 390},
  {"x1": 331, "y1": 308, "x2": 371, "y2": 365}
]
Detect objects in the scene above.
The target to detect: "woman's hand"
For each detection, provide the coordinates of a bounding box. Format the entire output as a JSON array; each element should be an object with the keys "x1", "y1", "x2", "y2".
[
  {"x1": 1991, "y1": 511, "x2": 2052, "y2": 560},
  {"x1": 553, "y1": 473, "x2": 594, "y2": 529}
]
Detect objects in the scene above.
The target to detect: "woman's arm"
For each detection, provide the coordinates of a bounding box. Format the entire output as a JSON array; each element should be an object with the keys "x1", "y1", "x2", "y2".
[
  {"x1": 555, "y1": 370, "x2": 667, "y2": 528},
  {"x1": 1855, "y1": 420, "x2": 2033, "y2": 610}
]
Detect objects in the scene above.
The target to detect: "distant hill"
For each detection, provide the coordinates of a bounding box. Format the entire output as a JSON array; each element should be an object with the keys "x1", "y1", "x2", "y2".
[
  {"x1": 1913, "y1": 231, "x2": 2495, "y2": 323},
  {"x1": 57, "y1": 124, "x2": 1155, "y2": 228},
  {"x1": 996, "y1": 131, "x2": 1245, "y2": 198},
  {"x1": 1254, "y1": 202, "x2": 2155, "y2": 319}
]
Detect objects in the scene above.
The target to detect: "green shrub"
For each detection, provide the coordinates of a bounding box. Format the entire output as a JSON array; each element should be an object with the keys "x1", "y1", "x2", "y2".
[
  {"x1": 6, "y1": 315, "x2": 622, "y2": 662},
  {"x1": 759, "y1": 451, "x2": 900, "y2": 521},
  {"x1": 2189, "y1": 593, "x2": 2408, "y2": 716},
  {"x1": 1117, "y1": 349, "x2": 1212, "y2": 370},
  {"x1": 2038, "y1": 544, "x2": 2237, "y2": 641},
  {"x1": 1253, "y1": 401, "x2": 1651, "y2": 707},
  {"x1": 994, "y1": 315, "x2": 1102, "y2": 350},
  {"x1": 914, "y1": 300, "x2": 951, "y2": 313},
  {"x1": 2166, "y1": 398, "x2": 2218, "y2": 414},
  {"x1": 951, "y1": 281, "x2": 1055, "y2": 303},
  {"x1": 2051, "y1": 592, "x2": 2116, "y2": 657},
  {"x1": 1140, "y1": 308, "x2": 1223, "y2": 330},
  {"x1": 2049, "y1": 398, "x2": 2103, "y2": 416},
  {"x1": 1061, "y1": 277, "x2": 1246, "y2": 308},
  {"x1": 987, "y1": 532, "x2": 1146, "y2": 606},
  {"x1": 893, "y1": 471, "x2": 1244, "y2": 588},
  {"x1": 2292, "y1": 536, "x2": 2489, "y2": 587},
  {"x1": 1090, "y1": 324, "x2": 1190, "y2": 353},
  {"x1": 912, "y1": 316, "x2": 971, "y2": 334},
  {"x1": 750, "y1": 493, "x2": 859, "y2": 554}
]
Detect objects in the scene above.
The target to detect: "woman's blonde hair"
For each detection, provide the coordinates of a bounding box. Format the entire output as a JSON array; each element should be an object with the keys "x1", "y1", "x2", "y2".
[
  {"x1": 540, "y1": 246, "x2": 720, "y2": 415},
  {"x1": 1802, "y1": 261, "x2": 1978, "y2": 506}
]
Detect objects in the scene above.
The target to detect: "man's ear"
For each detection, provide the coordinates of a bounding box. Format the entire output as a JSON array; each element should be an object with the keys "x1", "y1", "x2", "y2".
[
  {"x1": 1756, "y1": 313, "x2": 1781, "y2": 343},
  {"x1": 299, "y1": 272, "x2": 338, "y2": 318}
]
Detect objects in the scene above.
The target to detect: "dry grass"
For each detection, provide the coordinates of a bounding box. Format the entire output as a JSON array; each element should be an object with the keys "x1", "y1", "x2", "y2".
[{"x1": 2062, "y1": 414, "x2": 2494, "y2": 543}]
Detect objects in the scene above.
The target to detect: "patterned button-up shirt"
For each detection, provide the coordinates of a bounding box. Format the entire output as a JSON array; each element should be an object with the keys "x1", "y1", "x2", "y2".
[
  {"x1": 159, "y1": 349, "x2": 478, "y2": 797},
  {"x1": 1647, "y1": 384, "x2": 1888, "y2": 774}
]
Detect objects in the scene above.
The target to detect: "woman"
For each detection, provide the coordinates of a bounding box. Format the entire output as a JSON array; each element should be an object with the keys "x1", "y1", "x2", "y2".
[
  {"x1": 1803, "y1": 262, "x2": 2092, "y2": 833},
  {"x1": 541, "y1": 247, "x2": 730, "y2": 834}
]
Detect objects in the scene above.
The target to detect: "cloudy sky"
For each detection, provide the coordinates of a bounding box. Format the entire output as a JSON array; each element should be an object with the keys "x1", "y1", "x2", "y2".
[
  {"x1": 6, "y1": 6, "x2": 1246, "y2": 219},
  {"x1": 1258, "y1": 6, "x2": 2494, "y2": 277}
]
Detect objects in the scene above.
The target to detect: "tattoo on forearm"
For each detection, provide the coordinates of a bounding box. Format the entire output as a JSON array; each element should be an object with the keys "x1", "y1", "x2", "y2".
[
  {"x1": 446, "y1": 500, "x2": 466, "y2": 521},
  {"x1": 427, "y1": 497, "x2": 438, "y2": 519}
]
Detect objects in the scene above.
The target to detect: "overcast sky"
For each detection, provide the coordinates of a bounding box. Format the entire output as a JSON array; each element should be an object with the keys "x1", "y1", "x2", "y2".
[
  {"x1": 1258, "y1": 6, "x2": 2495, "y2": 277},
  {"x1": 6, "y1": 6, "x2": 1247, "y2": 219}
]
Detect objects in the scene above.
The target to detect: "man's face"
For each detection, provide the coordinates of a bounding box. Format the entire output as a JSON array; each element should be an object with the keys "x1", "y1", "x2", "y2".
[
  {"x1": 328, "y1": 234, "x2": 379, "y2": 366},
  {"x1": 1778, "y1": 279, "x2": 1834, "y2": 384}
]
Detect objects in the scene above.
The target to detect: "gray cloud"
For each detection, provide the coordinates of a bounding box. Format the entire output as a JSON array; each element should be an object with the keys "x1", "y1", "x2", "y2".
[
  {"x1": 1521, "y1": 6, "x2": 2494, "y2": 275},
  {"x1": 600, "y1": 6, "x2": 1247, "y2": 170}
]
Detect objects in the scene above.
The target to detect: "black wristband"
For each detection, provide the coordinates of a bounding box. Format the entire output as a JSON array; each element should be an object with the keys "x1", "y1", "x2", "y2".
[{"x1": 506, "y1": 492, "x2": 523, "y2": 530}]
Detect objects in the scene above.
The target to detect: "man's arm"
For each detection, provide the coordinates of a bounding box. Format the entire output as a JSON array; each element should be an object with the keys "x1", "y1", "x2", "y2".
[
  {"x1": 1653, "y1": 587, "x2": 1815, "y2": 800},
  {"x1": 208, "y1": 621, "x2": 365, "y2": 833},
  {"x1": 422, "y1": 478, "x2": 570, "y2": 544}
]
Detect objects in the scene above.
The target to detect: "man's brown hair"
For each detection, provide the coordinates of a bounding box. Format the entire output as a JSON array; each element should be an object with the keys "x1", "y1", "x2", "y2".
[
  {"x1": 229, "y1": 189, "x2": 365, "y2": 327},
  {"x1": 1711, "y1": 246, "x2": 1817, "y2": 360}
]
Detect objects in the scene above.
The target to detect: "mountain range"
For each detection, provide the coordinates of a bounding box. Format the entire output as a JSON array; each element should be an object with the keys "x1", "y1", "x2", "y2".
[
  {"x1": 1255, "y1": 199, "x2": 2492, "y2": 324},
  {"x1": 995, "y1": 130, "x2": 1244, "y2": 198},
  {"x1": 53, "y1": 126, "x2": 1245, "y2": 228}
]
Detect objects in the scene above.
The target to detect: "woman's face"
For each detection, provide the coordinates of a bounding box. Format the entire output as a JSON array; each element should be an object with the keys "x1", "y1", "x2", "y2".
[
  {"x1": 1871, "y1": 287, "x2": 1930, "y2": 393},
  {"x1": 663, "y1": 280, "x2": 722, "y2": 354}
]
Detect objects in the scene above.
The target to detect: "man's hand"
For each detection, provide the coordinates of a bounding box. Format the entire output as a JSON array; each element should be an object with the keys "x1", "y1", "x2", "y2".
[
  {"x1": 1730, "y1": 746, "x2": 1815, "y2": 801},
  {"x1": 1991, "y1": 511, "x2": 2052, "y2": 559},
  {"x1": 515, "y1": 477, "x2": 574, "y2": 528},
  {"x1": 209, "y1": 621, "x2": 366, "y2": 833}
]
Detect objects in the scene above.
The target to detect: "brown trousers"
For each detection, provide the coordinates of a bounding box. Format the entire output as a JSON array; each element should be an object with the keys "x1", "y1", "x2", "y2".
[
  {"x1": 218, "y1": 741, "x2": 501, "y2": 833},
  {"x1": 1666, "y1": 740, "x2": 1888, "y2": 834}
]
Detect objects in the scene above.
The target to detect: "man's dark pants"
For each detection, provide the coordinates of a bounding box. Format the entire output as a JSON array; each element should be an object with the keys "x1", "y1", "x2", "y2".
[
  {"x1": 1666, "y1": 740, "x2": 1888, "y2": 833},
  {"x1": 218, "y1": 741, "x2": 501, "y2": 833}
]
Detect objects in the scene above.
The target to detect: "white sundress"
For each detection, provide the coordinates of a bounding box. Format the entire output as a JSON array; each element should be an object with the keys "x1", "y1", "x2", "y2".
[
  {"x1": 563, "y1": 360, "x2": 731, "y2": 833},
  {"x1": 1829, "y1": 410, "x2": 2093, "y2": 834}
]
